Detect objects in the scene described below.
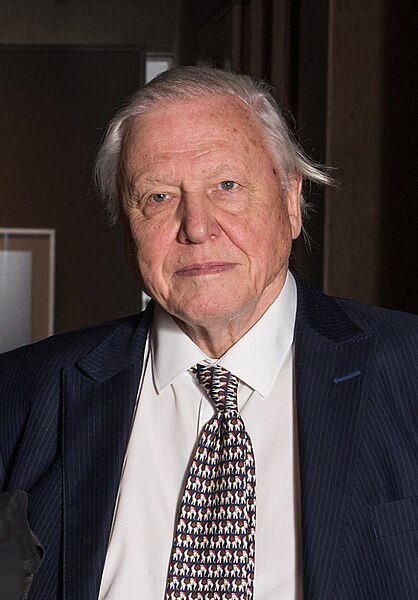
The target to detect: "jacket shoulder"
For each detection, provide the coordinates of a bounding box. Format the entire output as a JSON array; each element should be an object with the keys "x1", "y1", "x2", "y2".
[
  {"x1": 0, "y1": 313, "x2": 143, "y2": 390},
  {"x1": 0, "y1": 315, "x2": 139, "y2": 369},
  {"x1": 294, "y1": 271, "x2": 418, "y2": 367},
  {"x1": 332, "y1": 297, "x2": 418, "y2": 401},
  {"x1": 334, "y1": 296, "x2": 418, "y2": 345}
]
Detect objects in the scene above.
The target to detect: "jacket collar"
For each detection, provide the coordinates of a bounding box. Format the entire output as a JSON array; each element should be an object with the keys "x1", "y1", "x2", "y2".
[{"x1": 76, "y1": 301, "x2": 154, "y2": 382}]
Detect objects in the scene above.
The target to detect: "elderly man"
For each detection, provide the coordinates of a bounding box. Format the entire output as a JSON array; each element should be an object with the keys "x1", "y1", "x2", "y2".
[{"x1": 1, "y1": 67, "x2": 417, "y2": 600}]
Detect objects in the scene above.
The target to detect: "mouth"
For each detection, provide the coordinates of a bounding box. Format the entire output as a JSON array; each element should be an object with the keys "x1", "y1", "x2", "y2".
[{"x1": 175, "y1": 262, "x2": 236, "y2": 277}]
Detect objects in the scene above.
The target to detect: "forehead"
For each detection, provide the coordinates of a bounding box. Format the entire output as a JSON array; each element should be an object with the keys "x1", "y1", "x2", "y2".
[{"x1": 122, "y1": 94, "x2": 271, "y2": 168}]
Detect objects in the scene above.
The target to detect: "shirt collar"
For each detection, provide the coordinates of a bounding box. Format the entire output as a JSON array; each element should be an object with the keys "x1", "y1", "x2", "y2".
[{"x1": 151, "y1": 271, "x2": 297, "y2": 397}]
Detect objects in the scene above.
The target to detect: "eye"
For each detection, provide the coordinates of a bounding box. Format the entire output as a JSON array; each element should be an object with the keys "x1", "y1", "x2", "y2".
[
  {"x1": 150, "y1": 193, "x2": 168, "y2": 203},
  {"x1": 219, "y1": 180, "x2": 238, "y2": 191}
]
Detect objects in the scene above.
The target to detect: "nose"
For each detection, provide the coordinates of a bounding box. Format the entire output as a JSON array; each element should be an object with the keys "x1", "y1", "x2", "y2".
[{"x1": 177, "y1": 192, "x2": 220, "y2": 244}]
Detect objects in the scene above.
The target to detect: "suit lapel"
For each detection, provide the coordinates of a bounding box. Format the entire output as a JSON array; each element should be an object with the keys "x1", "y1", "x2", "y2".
[
  {"x1": 62, "y1": 305, "x2": 153, "y2": 600},
  {"x1": 294, "y1": 277, "x2": 376, "y2": 599}
]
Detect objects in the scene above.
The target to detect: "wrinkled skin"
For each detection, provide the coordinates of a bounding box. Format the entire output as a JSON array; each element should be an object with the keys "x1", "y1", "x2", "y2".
[{"x1": 119, "y1": 95, "x2": 302, "y2": 357}]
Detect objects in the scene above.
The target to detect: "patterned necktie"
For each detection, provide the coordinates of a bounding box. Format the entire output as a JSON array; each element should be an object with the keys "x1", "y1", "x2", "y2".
[{"x1": 165, "y1": 364, "x2": 256, "y2": 599}]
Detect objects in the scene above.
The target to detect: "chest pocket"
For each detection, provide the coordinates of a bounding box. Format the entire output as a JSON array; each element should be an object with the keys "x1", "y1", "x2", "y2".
[{"x1": 369, "y1": 496, "x2": 418, "y2": 599}]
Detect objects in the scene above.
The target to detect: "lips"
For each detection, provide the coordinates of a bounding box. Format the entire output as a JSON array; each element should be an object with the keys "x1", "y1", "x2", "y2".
[{"x1": 175, "y1": 262, "x2": 236, "y2": 277}]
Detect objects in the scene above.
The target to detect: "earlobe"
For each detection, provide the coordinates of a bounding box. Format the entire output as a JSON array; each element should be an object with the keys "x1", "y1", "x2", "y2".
[{"x1": 287, "y1": 176, "x2": 302, "y2": 240}]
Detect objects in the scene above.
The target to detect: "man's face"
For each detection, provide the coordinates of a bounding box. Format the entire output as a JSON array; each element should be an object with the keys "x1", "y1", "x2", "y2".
[{"x1": 120, "y1": 95, "x2": 301, "y2": 337}]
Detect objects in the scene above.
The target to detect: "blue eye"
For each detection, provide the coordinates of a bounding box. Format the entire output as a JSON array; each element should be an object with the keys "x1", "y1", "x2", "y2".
[
  {"x1": 151, "y1": 193, "x2": 168, "y2": 203},
  {"x1": 219, "y1": 180, "x2": 237, "y2": 191}
]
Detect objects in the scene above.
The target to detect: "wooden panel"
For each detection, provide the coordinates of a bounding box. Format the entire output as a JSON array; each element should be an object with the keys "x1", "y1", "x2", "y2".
[
  {"x1": 325, "y1": 1, "x2": 385, "y2": 305},
  {"x1": 290, "y1": 0, "x2": 329, "y2": 290},
  {"x1": 197, "y1": 0, "x2": 243, "y2": 71},
  {"x1": 270, "y1": 0, "x2": 293, "y2": 108}
]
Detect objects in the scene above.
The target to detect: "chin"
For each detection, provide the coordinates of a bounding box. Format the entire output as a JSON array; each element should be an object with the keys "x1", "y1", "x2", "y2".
[{"x1": 174, "y1": 298, "x2": 250, "y2": 328}]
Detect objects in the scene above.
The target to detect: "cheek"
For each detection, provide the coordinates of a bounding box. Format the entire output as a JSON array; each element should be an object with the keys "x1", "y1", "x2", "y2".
[
  {"x1": 268, "y1": 222, "x2": 293, "y2": 265},
  {"x1": 256, "y1": 224, "x2": 293, "y2": 282},
  {"x1": 227, "y1": 206, "x2": 292, "y2": 261},
  {"x1": 126, "y1": 218, "x2": 167, "y2": 276}
]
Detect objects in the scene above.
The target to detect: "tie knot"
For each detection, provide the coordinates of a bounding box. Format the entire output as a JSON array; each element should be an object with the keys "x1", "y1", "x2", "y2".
[{"x1": 190, "y1": 364, "x2": 239, "y2": 413}]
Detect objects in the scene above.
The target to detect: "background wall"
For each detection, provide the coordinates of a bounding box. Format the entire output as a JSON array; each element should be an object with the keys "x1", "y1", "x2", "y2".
[
  {"x1": 325, "y1": 0, "x2": 418, "y2": 314},
  {"x1": 1, "y1": 46, "x2": 145, "y2": 333},
  {"x1": 1, "y1": 0, "x2": 416, "y2": 342},
  {"x1": 0, "y1": 0, "x2": 178, "y2": 50}
]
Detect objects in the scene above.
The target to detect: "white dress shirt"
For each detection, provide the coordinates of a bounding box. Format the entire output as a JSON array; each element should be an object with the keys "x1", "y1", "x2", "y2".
[{"x1": 99, "y1": 272, "x2": 303, "y2": 599}]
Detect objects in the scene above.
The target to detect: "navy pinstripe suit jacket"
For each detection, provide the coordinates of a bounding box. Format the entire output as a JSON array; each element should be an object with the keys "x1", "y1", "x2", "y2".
[{"x1": 1, "y1": 274, "x2": 417, "y2": 599}]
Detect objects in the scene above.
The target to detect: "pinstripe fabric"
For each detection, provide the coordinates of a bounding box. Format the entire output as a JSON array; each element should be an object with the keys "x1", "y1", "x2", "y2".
[
  {"x1": 0, "y1": 305, "x2": 154, "y2": 600},
  {"x1": 1, "y1": 273, "x2": 417, "y2": 599},
  {"x1": 295, "y1": 281, "x2": 418, "y2": 599}
]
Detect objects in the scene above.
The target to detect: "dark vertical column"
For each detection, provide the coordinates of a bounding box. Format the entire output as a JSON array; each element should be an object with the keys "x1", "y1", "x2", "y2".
[
  {"x1": 291, "y1": 0, "x2": 329, "y2": 289},
  {"x1": 324, "y1": 0, "x2": 418, "y2": 313},
  {"x1": 379, "y1": 0, "x2": 418, "y2": 313},
  {"x1": 270, "y1": 0, "x2": 293, "y2": 108}
]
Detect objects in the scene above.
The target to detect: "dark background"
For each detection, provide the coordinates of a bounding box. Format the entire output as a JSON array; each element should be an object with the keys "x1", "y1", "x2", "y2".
[{"x1": 1, "y1": 0, "x2": 417, "y2": 336}]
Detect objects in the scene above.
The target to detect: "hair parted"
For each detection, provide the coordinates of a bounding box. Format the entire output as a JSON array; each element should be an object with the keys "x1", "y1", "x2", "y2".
[{"x1": 95, "y1": 65, "x2": 332, "y2": 223}]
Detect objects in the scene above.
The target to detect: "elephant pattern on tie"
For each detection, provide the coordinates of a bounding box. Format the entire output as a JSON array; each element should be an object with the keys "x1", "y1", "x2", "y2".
[{"x1": 165, "y1": 365, "x2": 256, "y2": 599}]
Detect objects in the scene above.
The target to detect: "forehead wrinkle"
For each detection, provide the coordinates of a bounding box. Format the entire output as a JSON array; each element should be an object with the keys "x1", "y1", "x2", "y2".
[
  {"x1": 137, "y1": 174, "x2": 169, "y2": 185},
  {"x1": 201, "y1": 162, "x2": 236, "y2": 177},
  {"x1": 133, "y1": 168, "x2": 183, "y2": 188}
]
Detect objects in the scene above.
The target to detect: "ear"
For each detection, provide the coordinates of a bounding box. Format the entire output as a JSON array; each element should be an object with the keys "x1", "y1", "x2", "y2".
[{"x1": 286, "y1": 175, "x2": 302, "y2": 240}]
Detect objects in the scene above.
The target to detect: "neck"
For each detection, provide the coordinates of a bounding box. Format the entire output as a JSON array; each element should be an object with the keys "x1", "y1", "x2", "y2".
[
  {"x1": 174, "y1": 319, "x2": 244, "y2": 358},
  {"x1": 174, "y1": 281, "x2": 285, "y2": 358}
]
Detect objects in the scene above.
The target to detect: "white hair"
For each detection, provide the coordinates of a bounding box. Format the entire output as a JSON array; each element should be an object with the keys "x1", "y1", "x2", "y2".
[{"x1": 95, "y1": 66, "x2": 332, "y2": 223}]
